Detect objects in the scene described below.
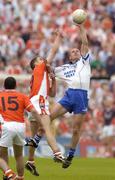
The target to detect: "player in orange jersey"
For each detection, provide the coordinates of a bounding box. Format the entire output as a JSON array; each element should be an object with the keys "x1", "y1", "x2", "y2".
[
  {"x1": 25, "y1": 60, "x2": 57, "y2": 176},
  {"x1": 25, "y1": 31, "x2": 65, "y2": 175},
  {"x1": 0, "y1": 77, "x2": 41, "y2": 180}
]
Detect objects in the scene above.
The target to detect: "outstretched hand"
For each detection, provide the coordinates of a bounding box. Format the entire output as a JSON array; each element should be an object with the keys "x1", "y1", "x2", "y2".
[
  {"x1": 53, "y1": 29, "x2": 64, "y2": 38},
  {"x1": 49, "y1": 71, "x2": 55, "y2": 80},
  {"x1": 73, "y1": 22, "x2": 84, "y2": 28}
]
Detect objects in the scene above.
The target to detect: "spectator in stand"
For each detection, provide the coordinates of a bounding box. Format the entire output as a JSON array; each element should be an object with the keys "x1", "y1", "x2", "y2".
[
  {"x1": 106, "y1": 44, "x2": 115, "y2": 77},
  {"x1": 57, "y1": 116, "x2": 72, "y2": 137},
  {"x1": 0, "y1": 0, "x2": 114, "y2": 76},
  {"x1": 98, "y1": 43, "x2": 111, "y2": 66},
  {"x1": 100, "y1": 96, "x2": 115, "y2": 156},
  {"x1": 5, "y1": 58, "x2": 23, "y2": 74}
]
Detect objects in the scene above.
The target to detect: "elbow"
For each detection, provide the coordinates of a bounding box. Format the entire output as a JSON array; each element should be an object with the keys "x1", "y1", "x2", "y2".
[{"x1": 49, "y1": 93, "x2": 56, "y2": 97}]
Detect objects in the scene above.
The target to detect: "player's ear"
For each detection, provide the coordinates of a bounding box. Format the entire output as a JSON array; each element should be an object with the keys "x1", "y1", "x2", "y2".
[
  {"x1": 68, "y1": 54, "x2": 71, "y2": 61},
  {"x1": 36, "y1": 57, "x2": 40, "y2": 62}
]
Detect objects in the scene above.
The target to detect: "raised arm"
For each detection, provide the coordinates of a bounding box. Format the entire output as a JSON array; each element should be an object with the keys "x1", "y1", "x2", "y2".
[
  {"x1": 46, "y1": 64, "x2": 56, "y2": 97},
  {"x1": 78, "y1": 24, "x2": 89, "y2": 56},
  {"x1": 49, "y1": 75, "x2": 56, "y2": 97},
  {"x1": 47, "y1": 30, "x2": 63, "y2": 64}
]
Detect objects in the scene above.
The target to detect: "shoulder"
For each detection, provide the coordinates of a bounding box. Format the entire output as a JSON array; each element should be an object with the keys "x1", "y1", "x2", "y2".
[
  {"x1": 81, "y1": 51, "x2": 92, "y2": 64},
  {"x1": 15, "y1": 91, "x2": 28, "y2": 98},
  {"x1": 55, "y1": 64, "x2": 70, "y2": 70},
  {"x1": 81, "y1": 52, "x2": 90, "y2": 60},
  {"x1": 0, "y1": 91, "x2": 4, "y2": 97},
  {"x1": 0, "y1": 90, "x2": 4, "y2": 94},
  {"x1": 34, "y1": 61, "x2": 46, "y2": 71}
]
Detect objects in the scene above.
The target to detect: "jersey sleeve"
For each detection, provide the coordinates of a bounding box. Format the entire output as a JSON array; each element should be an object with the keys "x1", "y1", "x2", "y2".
[
  {"x1": 30, "y1": 62, "x2": 46, "y2": 98},
  {"x1": 24, "y1": 95, "x2": 34, "y2": 112},
  {"x1": 81, "y1": 52, "x2": 91, "y2": 64},
  {"x1": 54, "y1": 66, "x2": 65, "y2": 79},
  {"x1": 34, "y1": 62, "x2": 45, "y2": 76}
]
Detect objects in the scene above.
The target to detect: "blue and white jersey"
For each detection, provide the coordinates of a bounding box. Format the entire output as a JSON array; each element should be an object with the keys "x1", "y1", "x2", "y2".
[{"x1": 54, "y1": 52, "x2": 91, "y2": 94}]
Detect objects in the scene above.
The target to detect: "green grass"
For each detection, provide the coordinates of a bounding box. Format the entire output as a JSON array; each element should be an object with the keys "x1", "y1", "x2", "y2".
[{"x1": 0, "y1": 158, "x2": 115, "y2": 180}]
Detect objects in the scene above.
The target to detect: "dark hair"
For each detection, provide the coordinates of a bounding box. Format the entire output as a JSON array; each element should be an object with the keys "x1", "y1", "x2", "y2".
[
  {"x1": 30, "y1": 57, "x2": 37, "y2": 70},
  {"x1": 30, "y1": 55, "x2": 47, "y2": 70},
  {"x1": 30, "y1": 52, "x2": 40, "y2": 70},
  {"x1": 4, "y1": 77, "x2": 16, "y2": 89}
]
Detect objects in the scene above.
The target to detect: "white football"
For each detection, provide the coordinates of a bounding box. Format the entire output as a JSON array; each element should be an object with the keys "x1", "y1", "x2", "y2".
[{"x1": 72, "y1": 9, "x2": 87, "y2": 24}]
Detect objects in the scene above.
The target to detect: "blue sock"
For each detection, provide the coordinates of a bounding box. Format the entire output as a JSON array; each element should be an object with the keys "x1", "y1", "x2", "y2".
[
  {"x1": 34, "y1": 134, "x2": 42, "y2": 144},
  {"x1": 68, "y1": 148, "x2": 76, "y2": 159}
]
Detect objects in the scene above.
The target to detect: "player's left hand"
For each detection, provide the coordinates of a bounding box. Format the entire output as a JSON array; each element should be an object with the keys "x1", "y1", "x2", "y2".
[
  {"x1": 49, "y1": 71, "x2": 55, "y2": 80},
  {"x1": 46, "y1": 64, "x2": 55, "y2": 80}
]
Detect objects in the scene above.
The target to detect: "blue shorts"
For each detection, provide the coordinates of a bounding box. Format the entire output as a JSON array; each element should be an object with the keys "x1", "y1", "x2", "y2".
[{"x1": 59, "y1": 89, "x2": 88, "y2": 114}]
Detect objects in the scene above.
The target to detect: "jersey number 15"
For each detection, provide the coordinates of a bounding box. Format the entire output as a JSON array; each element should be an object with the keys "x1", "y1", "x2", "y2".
[{"x1": 1, "y1": 96, "x2": 19, "y2": 111}]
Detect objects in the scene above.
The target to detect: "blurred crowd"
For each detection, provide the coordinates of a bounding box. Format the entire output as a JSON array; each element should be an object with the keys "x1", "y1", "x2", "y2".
[
  {"x1": 0, "y1": 0, "x2": 115, "y2": 76},
  {"x1": 0, "y1": 0, "x2": 115, "y2": 157}
]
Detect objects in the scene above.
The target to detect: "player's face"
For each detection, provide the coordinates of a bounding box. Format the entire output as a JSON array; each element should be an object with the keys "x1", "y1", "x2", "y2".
[
  {"x1": 35, "y1": 57, "x2": 45, "y2": 65},
  {"x1": 69, "y1": 48, "x2": 81, "y2": 63}
]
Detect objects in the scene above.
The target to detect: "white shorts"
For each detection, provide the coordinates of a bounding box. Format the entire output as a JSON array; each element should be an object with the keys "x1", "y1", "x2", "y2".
[
  {"x1": 100, "y1": 125, "x2": 115, "y2": 139},
  {"x1": 27, "y1": 112, "x2": 36, "y2": 122},
  {"x1": 30, "y1": 95, "x2": 50, "y2": 115},
  {"x1": 0, "y1": 121, "x2": 25, "y2": 147}
]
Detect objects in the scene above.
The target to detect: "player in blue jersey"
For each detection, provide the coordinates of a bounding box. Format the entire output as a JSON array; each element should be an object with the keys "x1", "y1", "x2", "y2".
[
  {"x1": 51, "y1": 24, "x2": 91, "y2": 168},
  {"x1": 25, "y1": 23, "x2": 91, "y2": 170}
]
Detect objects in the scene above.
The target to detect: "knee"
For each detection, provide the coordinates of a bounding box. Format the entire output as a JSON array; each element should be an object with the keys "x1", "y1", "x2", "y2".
[
  {"x1": 38, "y1": 126, "x2": 45, "y2": 135},
  {"x1": 14, "y1": 150, "x2": 23, "y2": 161},
  {"x1": 50, "y1": 112, "x2": 56, "y2": 121},
  {"x1": 15, "y1": 154, "x2": 23, "y2": 161},
  {"x1": 50, "y1": 114, "x2": 53, "y2": 121},
  {"x1": 73, "y1": 122, "x2": 83, "y2": 135},
  {"x1": 73, "y1": 126, "x2": 81, "y2": 135},
  {"x1": 0, "y1": 148, "x2": 7, "y2": 157}
]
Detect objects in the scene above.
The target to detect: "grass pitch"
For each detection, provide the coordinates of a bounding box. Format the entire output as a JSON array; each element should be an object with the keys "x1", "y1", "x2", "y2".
[{"x1": 0, "y1": 158, "x2": 115, "y2": 180}]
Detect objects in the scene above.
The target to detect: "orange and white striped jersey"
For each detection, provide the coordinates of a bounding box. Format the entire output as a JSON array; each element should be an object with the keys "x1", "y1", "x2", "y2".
[
  {"x1": 29, "y1": 61, "x2": 50, "y2": 115},
  {"x1": 30, "y1": 61, "x2": 50, "y2": 98},
  {"x1": 0, "y1": 90, "x2": 33, "y2": 123}
]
